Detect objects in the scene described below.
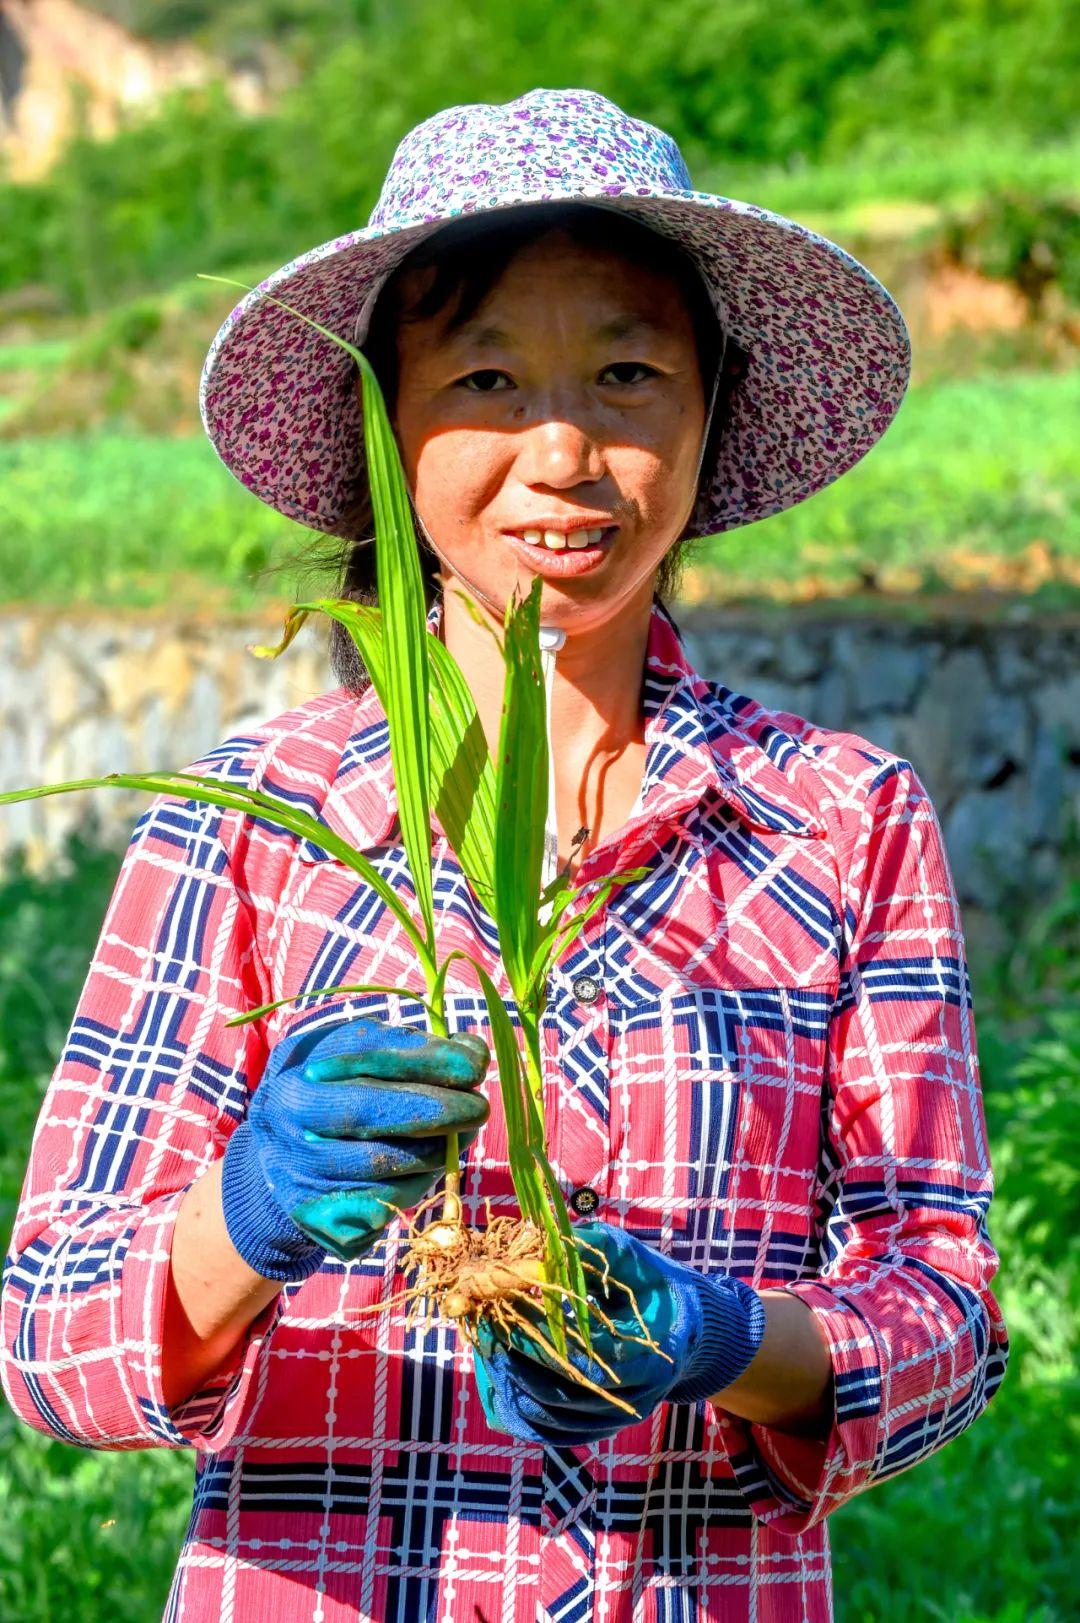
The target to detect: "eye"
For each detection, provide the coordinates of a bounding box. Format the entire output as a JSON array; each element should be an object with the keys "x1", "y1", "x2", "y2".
[
  {"x1": 600, "y1": 361, "x2": 659, "y2": 385},
  {"x1": 458, "y1": 369, "x2": 513, "y2": 392}
]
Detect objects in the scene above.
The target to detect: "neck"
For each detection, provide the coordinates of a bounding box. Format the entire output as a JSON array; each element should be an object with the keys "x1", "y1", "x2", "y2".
[{"x1": 440, "y1": 578, "x2": 655, "y2": 771}]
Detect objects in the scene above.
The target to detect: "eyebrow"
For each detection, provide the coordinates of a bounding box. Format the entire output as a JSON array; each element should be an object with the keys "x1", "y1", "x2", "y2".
[{"x1": 448, "y1": 313, "x2": 667, "y2": 349}]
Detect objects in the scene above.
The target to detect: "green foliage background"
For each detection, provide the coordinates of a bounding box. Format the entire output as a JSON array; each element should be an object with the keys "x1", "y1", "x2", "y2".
[
  {"x1": 0, "y1": 4, "x2": 1078, "y2": 1618},
  {"x1": 1, "y1": 1, "x2": 1078, "y2": 608},
  {"x1": 3, "y1": 0, "x2": 1078, "y2": 312},
  {"x1": 1, "y1": 0, "x2": 1078, "y2": 607}
]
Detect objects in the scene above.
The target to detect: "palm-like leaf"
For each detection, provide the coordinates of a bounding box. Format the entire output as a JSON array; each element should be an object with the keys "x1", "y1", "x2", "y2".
[
  {"x1": 359, "y1": 353, "x2": 436, "y2": 956},
  {"x1": 200, "y1": 274, "x2": 439, "y2": 948},
  {"x1": 492, "y1": 579, "x2": 548, "y2": 1002},
  {"x1": 263, "y1": 599, "x2": 496, "y2": 906},
  {"x1": 0, "y1": 769, "x2": 435, "y2": 968}
]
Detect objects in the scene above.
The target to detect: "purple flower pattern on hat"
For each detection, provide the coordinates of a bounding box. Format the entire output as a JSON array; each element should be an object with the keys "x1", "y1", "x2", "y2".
[{"x1": 199, "y1": 87, "x2": 910, "y2": 542}]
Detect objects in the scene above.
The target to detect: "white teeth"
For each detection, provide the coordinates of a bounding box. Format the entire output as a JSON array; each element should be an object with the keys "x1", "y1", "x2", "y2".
[{"x1": 512, "y1": 526, "x2": 608, "y2": 550}]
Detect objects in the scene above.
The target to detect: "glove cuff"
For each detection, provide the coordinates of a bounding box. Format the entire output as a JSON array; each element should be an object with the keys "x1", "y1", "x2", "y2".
[
  {"x1": 220, "y1": 1120, "x2": 327, "y2": 1284},
  {"x1": 666, "y1": 1272, "x2": 767, "y2": 1404}
]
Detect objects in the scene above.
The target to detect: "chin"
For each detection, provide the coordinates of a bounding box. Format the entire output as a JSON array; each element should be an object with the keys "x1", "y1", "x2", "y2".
[{"x1": 533, "y1": 579, "x2": 654, "y2": 639}]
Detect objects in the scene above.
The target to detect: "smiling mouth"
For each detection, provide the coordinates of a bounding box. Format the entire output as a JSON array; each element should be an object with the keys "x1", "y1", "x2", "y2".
[
  {"x1": 498, "y1": 525, "x2": 619, "y2": 579},
  {"x1": 503, "y1": 526, "x2": 614, "y2": 552}
]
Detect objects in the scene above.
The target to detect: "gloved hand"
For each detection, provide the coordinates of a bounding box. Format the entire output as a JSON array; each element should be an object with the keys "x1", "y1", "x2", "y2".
[
  {"x1": 220, "y1": 1015, "x2": 490, "y2": 1282},
  {"x1": 473, "y1": 1220, "x2": 766, "y2": 1445}
]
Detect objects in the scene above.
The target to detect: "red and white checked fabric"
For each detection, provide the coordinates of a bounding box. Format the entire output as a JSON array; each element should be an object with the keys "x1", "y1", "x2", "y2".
[{"x1": 2, "y1": 600, "x2": 1008, "y2": 1622}]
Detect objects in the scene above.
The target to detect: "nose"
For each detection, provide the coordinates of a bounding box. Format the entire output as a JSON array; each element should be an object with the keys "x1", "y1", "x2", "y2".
[{"x1": 517, "y1": 414, "x2": 606, "y2": 490}]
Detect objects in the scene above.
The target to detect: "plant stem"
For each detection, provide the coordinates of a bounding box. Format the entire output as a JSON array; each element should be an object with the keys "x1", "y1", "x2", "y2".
[
  {"x1": 441, "y1": 1171, "x2": 463, "y2": 1225},
  {"x1": 422, "y1": 958, "x2": 463, "y2": 1225},
  {"x1": 521, "y1": 1021, "x2": 546, "y2": 1135}
]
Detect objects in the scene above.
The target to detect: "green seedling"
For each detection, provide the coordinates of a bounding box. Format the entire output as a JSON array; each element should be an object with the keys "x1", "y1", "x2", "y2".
[{"x1": 0, "y1": 273, "x2": 659, "y2": 1408}]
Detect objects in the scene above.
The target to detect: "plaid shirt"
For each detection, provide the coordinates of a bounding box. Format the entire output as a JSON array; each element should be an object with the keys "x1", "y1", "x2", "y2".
[{"x1": 2, "y1": 600, "x2": 1008, "y2": 1623}]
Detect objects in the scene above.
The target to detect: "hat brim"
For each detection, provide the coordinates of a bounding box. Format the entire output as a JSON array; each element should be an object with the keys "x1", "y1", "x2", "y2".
[{"x1": 198, "y1": 187, "x2": 910, "y2": 545}]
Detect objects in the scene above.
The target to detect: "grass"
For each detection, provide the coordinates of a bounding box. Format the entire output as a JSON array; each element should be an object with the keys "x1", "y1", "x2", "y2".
[
  {"x1": 0, "y1": 433, "x2": 304, "y2": 613},
  {"x1": 0, "y1": 1406, "x2": 193, "y2": 1623},
  {"x1": 0, "y1": 833, "x2": 1077, "y2": 1621},
  {"x1": 704, "y1": 127, "x2": 1080, "y2": 233},
  {"x1": 0, "y1": 368, "x2": 1076, "y2": 613},
  {"x1": 0, "y1": 339, "x2": 75, "y2": 425},
  {"x1": 693, "y1": 367, "x2": 1080, "y2": 603},
  {"x1": 0, "y1": 341, "x2": 75, "y2": 374}
]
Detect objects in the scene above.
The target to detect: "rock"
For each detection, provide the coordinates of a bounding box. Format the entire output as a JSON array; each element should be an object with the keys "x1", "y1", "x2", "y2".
[
  {"x1": 776, "y1": 627, "x2": 824, "y2": 685},
  {"x1": 1039, "y1": 673, "x2": 1080, "y2": 755},
  {"x1": 838, "y1": 631, "x2": 930, "y2": 715},
  {"x1": 684, "y1": 625, "x2": 729, "y2": 661},
  {"x1": 960, "y1": 904, "x2": 1010, "y2": 970},
  {"x1": 1032, "y1": 625, "x2": 1080, "y2": 677},
  {"x1": 908, "y1": 648, "x2": 993, "y2": 805},
  {"x1": 991, "y1": 635, "x2": 1037, "y2": 694},
  {"x1": 902, "y1": 639, "x2": 1026, "y2": 805},
  {"x1": 845, "y1": 713, "x2": 909, "y2": 758},
  {"x1": 188, "y1": 669, "x2": 223, "y2": 758},
  {"x1": 809, "y1": 662, "x2": 854, "y2": 730},
  {"x1": 740, "y1": 678, "x2": 818, "y2": 720},
  {"x1": 1029, "y1": 846, "x2": 1061, "y2": 891},
  {"x1": 2, "y1": 608, "x2": 1078, "y2": 926},
  {"x1": 1027, "y1": 724, "x2": 1067, "y2": 845},
  {"x1": 688, "y1": 629, "x2": 776, "y2": 687},
  {"x1": 944, "y1": 783, "x2": 1031, "y2": 908}
]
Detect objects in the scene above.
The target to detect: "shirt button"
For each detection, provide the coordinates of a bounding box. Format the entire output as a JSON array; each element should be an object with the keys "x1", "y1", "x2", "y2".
[
  {"x1": 570, "y1": 1186, "x2": 600, "y2": 1217},
  {"x1": 571, "y1": 974, "x2": 602, "y2": 1005}
]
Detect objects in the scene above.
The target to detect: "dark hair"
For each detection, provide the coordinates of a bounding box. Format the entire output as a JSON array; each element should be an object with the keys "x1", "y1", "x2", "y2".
[{"x1": 319, "y1": 201, "x2": 744, "y2": 689}]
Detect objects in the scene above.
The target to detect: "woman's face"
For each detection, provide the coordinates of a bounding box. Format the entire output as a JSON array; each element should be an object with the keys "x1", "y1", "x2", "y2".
[{"x1": 388, "y1": 228, "x2": 707, "y2": 637}]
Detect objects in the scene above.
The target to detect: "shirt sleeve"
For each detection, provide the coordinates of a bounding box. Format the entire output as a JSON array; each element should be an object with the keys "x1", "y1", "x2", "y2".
[
  {"x1": 0, "y1": 771, "x2": 284, "y2": 1453},
  {"x1": 719, "y1": 757, "x2": 1010, "y2": 1535}
]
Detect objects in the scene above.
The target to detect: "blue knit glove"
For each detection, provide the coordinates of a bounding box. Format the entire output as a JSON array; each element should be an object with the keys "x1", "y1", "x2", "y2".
[
  {"x1": 473, "y1": 1220, "x2": 766, "y2": 1444},
  {"x1": 221, "y1": 1016, "x2": 490, "y2": 1283}
]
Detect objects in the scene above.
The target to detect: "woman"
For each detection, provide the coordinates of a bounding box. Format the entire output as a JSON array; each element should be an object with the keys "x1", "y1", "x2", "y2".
[{"x1": 2, "y1": 89, "x2": 1008, "y2": 1622}]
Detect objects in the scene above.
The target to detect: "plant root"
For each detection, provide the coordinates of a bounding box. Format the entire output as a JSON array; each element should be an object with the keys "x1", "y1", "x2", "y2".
[{"x1": 342, "y1": 1194, "x2": 671, "y2": 1414}]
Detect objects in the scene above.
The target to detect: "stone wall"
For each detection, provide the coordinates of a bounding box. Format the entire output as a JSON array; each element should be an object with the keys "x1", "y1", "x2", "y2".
[
  {"x1": 3, "y1": 602, "x2": 1077, "y2": 954},
  {"x1": 0, "y1": 606, "x2": 329, "y2": 858}
]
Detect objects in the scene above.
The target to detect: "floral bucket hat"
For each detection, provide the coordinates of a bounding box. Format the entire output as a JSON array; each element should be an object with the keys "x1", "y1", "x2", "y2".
[{"x1": 199, "y1": 86, "x2": 911, "y2": 544}]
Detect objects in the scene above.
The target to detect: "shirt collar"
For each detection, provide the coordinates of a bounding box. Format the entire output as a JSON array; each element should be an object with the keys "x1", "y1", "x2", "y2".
[
  {"x1": 308, "y1": 597, "x2": 826, "y2": 859},
  {"x1": 634, "y1": 599, "x2": 827, "y2": 841}
]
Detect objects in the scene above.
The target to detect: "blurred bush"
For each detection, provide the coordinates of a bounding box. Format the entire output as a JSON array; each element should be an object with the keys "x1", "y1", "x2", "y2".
[
  {"x1": 2, "y1": 0, "x2": 1078, "y2": 315},
  {"x1": 944, "y1": 192, "x2": 1080, "y2": 318},
  {"x1": 0, "y1": 832, "x2": 124, "y2": 1096},
  {"x1": 3, "y1": 369, "x2": 1077, "y2": 611},
  {"x1": 0, "y1": 432, "x2": 299, "y2": 607}
]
